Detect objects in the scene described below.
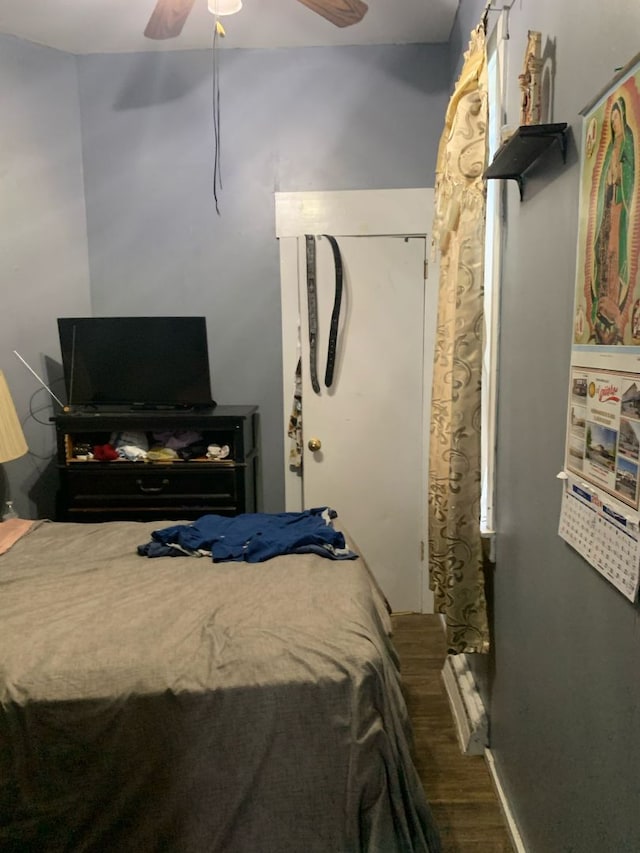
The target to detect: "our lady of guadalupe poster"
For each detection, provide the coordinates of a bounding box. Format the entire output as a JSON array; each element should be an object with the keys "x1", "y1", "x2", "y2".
[
  {"x1": 573, "y1": 56, "x2": 640, "y2": 347},
  {"x1": 565, "y1": 54, "x2": 640, "y2": 513}
]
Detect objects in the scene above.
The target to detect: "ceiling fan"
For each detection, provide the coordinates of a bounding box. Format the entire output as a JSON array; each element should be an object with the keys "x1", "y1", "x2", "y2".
[{"x1": 144, "y1": 0, "x2": 369, "y2": 40}]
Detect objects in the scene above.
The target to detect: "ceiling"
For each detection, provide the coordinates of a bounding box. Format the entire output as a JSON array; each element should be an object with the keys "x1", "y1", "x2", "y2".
[{"x1": 0, "y1": 0, "x2": 460, "y2": 56}]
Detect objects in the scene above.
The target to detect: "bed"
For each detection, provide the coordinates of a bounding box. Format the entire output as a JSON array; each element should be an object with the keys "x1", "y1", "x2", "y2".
[{"x1": 0, "y1": 516, "x2": 441, "y2": 852}]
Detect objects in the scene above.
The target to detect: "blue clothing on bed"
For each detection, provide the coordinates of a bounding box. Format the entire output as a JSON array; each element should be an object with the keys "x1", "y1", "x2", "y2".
[{"x1": 138, "y1": 507, "x2": 357, "y2": 562}]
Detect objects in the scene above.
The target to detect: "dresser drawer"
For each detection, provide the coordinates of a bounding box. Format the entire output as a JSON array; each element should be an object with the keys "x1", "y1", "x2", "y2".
[{"x1": 65, "y1": 465, "x2": 237, "y2": 506}]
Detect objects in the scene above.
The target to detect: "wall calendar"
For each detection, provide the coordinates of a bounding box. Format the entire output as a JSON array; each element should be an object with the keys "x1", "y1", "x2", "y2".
[{"x1": 558, "y1": 476, "x2": 640, "y2": 602}]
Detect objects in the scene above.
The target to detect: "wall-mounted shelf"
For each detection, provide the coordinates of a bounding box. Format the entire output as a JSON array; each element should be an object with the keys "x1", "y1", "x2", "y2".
[{"x1": 484, "y1": 122, "x2": 568, "y2": 200}]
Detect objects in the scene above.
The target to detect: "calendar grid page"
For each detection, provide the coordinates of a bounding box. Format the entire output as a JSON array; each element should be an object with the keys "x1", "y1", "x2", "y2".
[{"x1": 559, "y1": 478, "x2": 640, "y2": 602}]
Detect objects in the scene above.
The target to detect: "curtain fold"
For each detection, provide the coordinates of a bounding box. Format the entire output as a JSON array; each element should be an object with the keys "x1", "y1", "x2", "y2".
[{"x1": 428, "y1": 25, "x2": 490, "y2": 654}]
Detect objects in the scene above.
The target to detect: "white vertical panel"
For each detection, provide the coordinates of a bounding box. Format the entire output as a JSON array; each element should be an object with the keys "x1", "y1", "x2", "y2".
[{"x1": 279, "y1": 236, "x2": 303, "y2": 511}]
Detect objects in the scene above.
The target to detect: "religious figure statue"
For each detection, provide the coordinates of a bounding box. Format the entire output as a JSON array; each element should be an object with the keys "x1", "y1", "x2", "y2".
[{"x1": 519, "y1": 30, "x2": 543, "y2": 125}]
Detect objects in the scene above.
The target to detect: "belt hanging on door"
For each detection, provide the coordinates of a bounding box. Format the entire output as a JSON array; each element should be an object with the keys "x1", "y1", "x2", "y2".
[{"x1": 304, "y1": 234, "x2": 343, "y2": 393}]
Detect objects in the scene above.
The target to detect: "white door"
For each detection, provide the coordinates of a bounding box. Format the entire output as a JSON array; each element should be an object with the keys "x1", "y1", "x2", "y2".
[{"x1": 277, "y1": 189, "x2": 436, "y2": 613}]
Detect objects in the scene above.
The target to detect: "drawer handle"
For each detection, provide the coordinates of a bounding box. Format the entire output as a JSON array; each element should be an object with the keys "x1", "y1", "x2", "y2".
[{"x1": 136, "y1": 478, "x2": 170, "y2": 494}]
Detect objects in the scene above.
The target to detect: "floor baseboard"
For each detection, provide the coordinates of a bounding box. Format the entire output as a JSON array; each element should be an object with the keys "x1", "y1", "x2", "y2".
[
  {"x1": 485, "y1": 749, "x2": 527, "y2": 853},
  {"x1": 441, "y1": 654, "x2": 488, "y2": 755}
]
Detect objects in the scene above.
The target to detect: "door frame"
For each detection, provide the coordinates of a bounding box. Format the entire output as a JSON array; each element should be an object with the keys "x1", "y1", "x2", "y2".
[{"x1": 275, "y1": 188, "x2": 437, "y2": 612}]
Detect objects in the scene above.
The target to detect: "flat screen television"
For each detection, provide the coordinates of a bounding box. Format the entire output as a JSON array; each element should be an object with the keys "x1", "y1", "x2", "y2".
[{"x1": 57, "y1": 316, "x2": 214, "y2": 410}]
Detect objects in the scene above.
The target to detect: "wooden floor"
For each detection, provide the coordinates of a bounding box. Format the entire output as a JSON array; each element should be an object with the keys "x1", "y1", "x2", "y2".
[{"x1": 391, "y1": 613, "x2": 513, "y2": 853}]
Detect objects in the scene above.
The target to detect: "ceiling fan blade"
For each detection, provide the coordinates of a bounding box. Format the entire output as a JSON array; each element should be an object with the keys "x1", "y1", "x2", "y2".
[
  {"x1": 296, "y1": 0, "x2": 369, "y2": 28},
  {"x1": 144, "y1": 0, "x2": 197, "y2": 40}
]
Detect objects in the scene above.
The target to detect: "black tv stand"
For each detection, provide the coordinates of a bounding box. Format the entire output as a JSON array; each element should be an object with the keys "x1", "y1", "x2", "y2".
[{"x1": 54, "y1": 405, "x2": 260, "y2": 522}]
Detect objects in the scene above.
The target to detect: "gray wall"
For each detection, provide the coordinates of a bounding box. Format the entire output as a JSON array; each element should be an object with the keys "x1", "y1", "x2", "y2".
[
  {"x1": 0, "y1": 38, "x2": 449, "y2": 516},
  {"x1": 0, "y1": 35, "x2": 91, "y2": 519},
  {"x1": 453, "y1": 1, "x2": 640, "y2": 850},
  {"x1": 76, "y1": 44, "x2": 450, "y2": 512}
]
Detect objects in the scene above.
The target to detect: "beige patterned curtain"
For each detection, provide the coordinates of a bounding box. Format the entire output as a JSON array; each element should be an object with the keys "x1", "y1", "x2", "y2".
[{"x1": 428, "y1": 25, "x2": 490, "y2": 654}]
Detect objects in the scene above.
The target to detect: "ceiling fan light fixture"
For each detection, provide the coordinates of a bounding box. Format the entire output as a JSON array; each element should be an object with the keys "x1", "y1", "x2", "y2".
[{"x1": 207, "y1": 0, "x2": 243, "y2": 15}]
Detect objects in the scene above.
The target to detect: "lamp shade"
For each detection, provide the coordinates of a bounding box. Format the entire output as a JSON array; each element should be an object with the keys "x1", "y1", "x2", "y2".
[
  {"x1": 0, "y1": 371, "x2": 28, "y2": 464},
  {"x1": 208, "y1": 0, "x2": 242, "y2": 15}
]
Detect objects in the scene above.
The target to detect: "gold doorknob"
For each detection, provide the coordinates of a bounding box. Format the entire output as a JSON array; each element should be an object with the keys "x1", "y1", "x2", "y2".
[{"x1": 308, "y1": 437, "x2": 322, "y2": 452}]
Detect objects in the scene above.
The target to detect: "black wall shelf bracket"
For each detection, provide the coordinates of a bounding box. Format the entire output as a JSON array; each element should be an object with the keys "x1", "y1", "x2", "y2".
[{"x1": 483, "y1": 122, "x2": 568, "y2": 201}]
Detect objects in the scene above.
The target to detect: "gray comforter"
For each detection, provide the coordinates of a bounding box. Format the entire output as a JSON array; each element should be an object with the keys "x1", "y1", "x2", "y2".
[{"x1": 0, "y1": 520, "x2": 440, "y2": 853}]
